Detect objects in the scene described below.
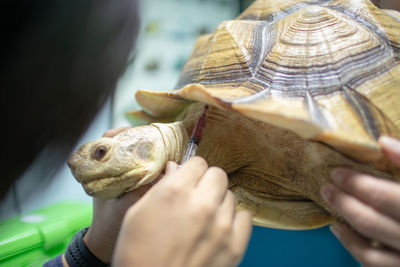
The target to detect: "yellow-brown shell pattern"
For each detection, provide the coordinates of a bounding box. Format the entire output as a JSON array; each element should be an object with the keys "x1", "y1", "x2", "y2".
[{"x1": 174, "y1": 0, "x2": 400, "y2": 161}]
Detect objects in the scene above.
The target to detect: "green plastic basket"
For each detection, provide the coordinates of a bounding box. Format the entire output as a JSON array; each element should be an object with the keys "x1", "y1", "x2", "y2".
[{"x1": 0, "y1": 201, "x2": 92, "y2": 267}]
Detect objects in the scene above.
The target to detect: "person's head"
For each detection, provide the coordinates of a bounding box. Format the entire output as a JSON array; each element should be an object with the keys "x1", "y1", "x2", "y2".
[{"x1": 1, "y1": 0, "x2": 140, "y2": 199}]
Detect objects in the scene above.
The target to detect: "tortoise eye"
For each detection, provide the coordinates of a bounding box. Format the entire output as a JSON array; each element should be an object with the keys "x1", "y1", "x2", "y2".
[{"x1": 94, "y1": 146, "x2": 107, "y2": 161}]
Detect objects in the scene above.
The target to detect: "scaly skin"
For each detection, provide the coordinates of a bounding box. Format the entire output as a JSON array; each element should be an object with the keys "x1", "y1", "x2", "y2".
[
  {"x1": 68, "y1": 104, "x2": 399, "y2": 228},
  {"x1": 68, "y1": 122, "x2": 188, "y2": 199}
]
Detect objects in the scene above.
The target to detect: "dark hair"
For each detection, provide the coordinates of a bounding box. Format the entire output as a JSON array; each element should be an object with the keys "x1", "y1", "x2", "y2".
[{"x1": 1, "y1": 0, "x2": 140, "y2": 199}]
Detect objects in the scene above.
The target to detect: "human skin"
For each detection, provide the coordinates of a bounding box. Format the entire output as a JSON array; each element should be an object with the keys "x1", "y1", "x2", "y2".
[
  {"x1": 61, "y1": 170, "x2": 162, "y2": 266},
  {"x1": 321, "y1": 136, "x2": 400, "y2": 267},
  {"x1": 112, "y1": 156, "x2": 253, "y2": 267}
]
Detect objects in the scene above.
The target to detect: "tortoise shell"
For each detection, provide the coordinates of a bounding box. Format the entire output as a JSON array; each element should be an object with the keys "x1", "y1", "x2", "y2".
[
  {"x1": 65, "y1": 0, "x2": 400, "y2": 229},
  {"x1": 133, "y1": 0, "x2": 400, "y2": 162},
  {"x1": 123, "y1": 0, "x2": 400, "y2": 228}
]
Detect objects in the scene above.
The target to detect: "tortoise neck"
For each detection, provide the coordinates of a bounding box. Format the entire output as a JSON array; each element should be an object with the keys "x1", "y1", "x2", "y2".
[{"x1": 152, "y1": 122, "x2": 189, "y2": 164}]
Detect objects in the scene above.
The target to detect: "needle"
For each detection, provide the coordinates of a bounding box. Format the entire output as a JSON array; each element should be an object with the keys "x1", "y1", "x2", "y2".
[{"x1": 180, "y1": 105, "x2": 209, "y2": 164}]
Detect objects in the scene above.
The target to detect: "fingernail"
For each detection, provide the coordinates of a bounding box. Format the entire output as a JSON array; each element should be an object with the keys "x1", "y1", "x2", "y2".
[
  {"x1": 320, "y1": 184, "x2": 333, "y2": 201},
  {"x1": 330, "y1": 224, "x2": 341, "y2": 239},
  {"x1": 379, "y1": 136, "x2": 400, "y2": 149},
  {"x1": 331, "y1": 168, "x2": 345, "y2": 186}
]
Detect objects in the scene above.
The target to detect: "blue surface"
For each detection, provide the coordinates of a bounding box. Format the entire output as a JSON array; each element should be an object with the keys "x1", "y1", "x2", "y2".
[{"x1": 240, "y1": 226, "x2": 360, "y2": 267}]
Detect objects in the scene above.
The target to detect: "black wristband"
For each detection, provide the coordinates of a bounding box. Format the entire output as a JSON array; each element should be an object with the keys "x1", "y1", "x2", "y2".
[{"x1": 65, "y1": 227, "x2": 109, "y2": 267}]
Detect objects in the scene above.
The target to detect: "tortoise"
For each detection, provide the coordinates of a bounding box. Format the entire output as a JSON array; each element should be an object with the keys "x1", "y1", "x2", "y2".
[{"x1": 68, "y1": 0, "x2": 400, "y2": 230}]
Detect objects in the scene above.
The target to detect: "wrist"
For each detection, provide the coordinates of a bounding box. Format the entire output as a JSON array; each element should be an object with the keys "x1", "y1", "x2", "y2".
[
  {"x1": 83, "y1": 227, "x2": 116, "y2": 264},
  {"x1": 64, "y1": 227, "x2": 109, "y2": 267}
]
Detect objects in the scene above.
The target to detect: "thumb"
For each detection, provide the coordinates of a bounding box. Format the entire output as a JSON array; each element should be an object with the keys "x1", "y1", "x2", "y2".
[
  {"x1": 379, "y1": 136, "x2": 400, "y2": 167},
  {"x1": 150, "y1": 162, "x2": 179, "y2": 186}
]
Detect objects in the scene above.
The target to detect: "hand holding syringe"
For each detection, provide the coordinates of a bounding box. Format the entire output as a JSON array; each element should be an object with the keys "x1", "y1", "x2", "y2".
[{"x1": 180, "y1": 105, "x2": 209, "y2": 165}]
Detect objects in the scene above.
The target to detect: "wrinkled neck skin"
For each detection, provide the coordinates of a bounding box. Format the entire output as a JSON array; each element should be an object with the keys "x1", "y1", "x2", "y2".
[{"x1": 151, "y1": 122, "x2": 189, "y2": 165}]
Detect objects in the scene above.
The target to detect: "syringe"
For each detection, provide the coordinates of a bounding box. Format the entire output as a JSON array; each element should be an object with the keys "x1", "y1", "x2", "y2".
[{"x1": 180, "y1": 105, "x2": 209, "y2": 164}]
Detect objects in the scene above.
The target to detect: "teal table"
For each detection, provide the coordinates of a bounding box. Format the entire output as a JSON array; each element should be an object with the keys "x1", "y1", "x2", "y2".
[{"x1": 240, "y1": 226, "x2": 360, "y2": 267}]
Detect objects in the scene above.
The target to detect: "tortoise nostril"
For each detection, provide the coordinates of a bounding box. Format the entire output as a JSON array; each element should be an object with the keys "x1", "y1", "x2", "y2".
[{"x1": 94, "y1": 146, "x2": 107, "y2": 161}]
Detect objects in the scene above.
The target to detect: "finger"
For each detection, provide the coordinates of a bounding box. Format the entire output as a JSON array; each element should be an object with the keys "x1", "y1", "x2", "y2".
[
  {"x1": 216, "y1": 191, "x2": 236, "y2": 229},
  {"x1": 150, "y1": 162, "x2": 179, "y2": 186},
  {"x1": 332, "y1": 168, "x2": 400, "y2": 221},
  {"x1": 163, "y1": 156, "x2": 208, "y2": 188},
  {"x1": 321, "y1": 183, "x2": 400, "y2": 251},
  {"x1": 207, "y1": 191, "x2": 236, "y2": 256},
  {"x1": 102, "y1": 127, "x2": 131, "y2": 137},
  {"x1": 330, "y1": 222, "x2": 400, "y2": 267},
  {"x1": 165, "y1": 161, "x2": 179, "y2": 175},
  {"x1": 379, "y1": 136, "x2": 400, "y2": 167},
  {"x1": 230, "y1": 210, "x2": 253, "y2": 265},
  {"x1": 196, "y1": 167, "x2": 229, "y2": 205}
]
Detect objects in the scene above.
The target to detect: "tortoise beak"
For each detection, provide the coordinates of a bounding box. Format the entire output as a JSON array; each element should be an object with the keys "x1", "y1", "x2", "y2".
[
  {"x1": 67, "y1": 153, "x2": 81, "y2": 179},
  {"x1": 67, "y1": 153, "x2": 78, "y2": 170}
]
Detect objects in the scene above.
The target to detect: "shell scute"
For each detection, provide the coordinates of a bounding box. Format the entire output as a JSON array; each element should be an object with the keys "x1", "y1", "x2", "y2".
[{"x1": 138, "y1": 0, "x2": 400, "y2": 161}]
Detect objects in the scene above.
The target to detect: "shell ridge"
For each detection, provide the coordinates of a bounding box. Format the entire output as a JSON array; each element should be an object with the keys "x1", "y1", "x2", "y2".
[
  {"x1": 251, "y1": 45, "x2": 392, "y2": 97},
  {"x1": 302, "y1": 17, "x2": 342, "y2": 134},
  {"x1": 248, "y1": 5, "x2": 347, "y2": 96},
  {"x1": 231, "y1": 86, "x2": 271, "y2": 104},
  {"x1": 305, "y1": 91, "x2": 329, "y2": 129},
  {"x1": 231, "y1": 22, "x2": 255, "y2": 77},
  {"x1": 199, "y1": 30, "x2": 217, "y2": 82},
  {"x1": 175, "y1": 34, "x2": 212, "y2": 89},
  {"x1": 352, "y1": 57, "x2": 400, "y2": 137},
  {"x1": 173, "y1": 0, "x2": 400, "y2": 156},
  {"x1": 248, "y1": 24, "x2": 277, "y2": 88},
  {"x1": 342, "y1": 85, "x2": 380, "y2": 140},
  {"x1": 369, "y1": 101, "x2": 398, "y2": 139},
  {"x1": 251, "y1": 23, "x2": 277, "y2": 78},
  {"x1": 239, "y1": 0, "x2": 333, "y2": 22},
  {"x1": 383, "y1": 9, "x2": 400, "y2": 23},
  {"x1": 347, "y1": 51, "x2": 397, "y2": 89},
  {"x1": 178, "y1": 1, "x2": 395, "y2": 98},
  {"x1": 373, "y1": 9, "x2": 400, "y2": 51},
  {"x1": 221, "y1": 20, "x2": 277, "y2": 81},
  {"x1": 196, "y1": 22, "x2": 253, "y2": 85},
  {"x1": 251, "y1": 21, "x2": 295, "y2": 95},
  {"x1": 326, "y1": 4, "x2": 392, "y2": 50}
]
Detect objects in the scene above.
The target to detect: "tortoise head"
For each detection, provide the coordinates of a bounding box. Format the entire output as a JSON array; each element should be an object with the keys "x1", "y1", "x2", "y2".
[{"x1": 68, "y1": 125, "x2": 168, "y2": 198}]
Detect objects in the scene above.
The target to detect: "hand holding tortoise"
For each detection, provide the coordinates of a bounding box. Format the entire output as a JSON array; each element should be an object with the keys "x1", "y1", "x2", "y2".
[
  {"x1": 321, "y1": 136, "x2": 400, "y2": 267},
  {"x1": 112, "y1": 157, "x2": 253, "y2": 267}
]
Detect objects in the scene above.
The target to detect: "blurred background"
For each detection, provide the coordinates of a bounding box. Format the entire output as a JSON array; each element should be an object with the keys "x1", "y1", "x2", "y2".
[{"x1": 2, "y1": 0, "x2": 399, "y2": 266}]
